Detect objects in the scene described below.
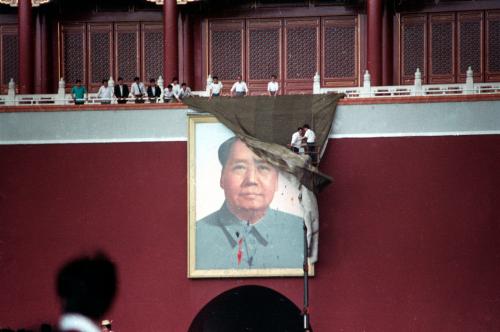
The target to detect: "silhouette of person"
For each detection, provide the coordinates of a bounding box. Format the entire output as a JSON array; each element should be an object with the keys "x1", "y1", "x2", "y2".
[{"x1": 56, "y1": 253, "x2": 117, "y2": 332}]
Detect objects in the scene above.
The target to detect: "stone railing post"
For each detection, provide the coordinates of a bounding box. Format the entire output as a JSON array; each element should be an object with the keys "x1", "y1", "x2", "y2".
[
  {"x1": 7, "y1": 78, "x2": 15, "y2": 105},
  {"x1": 56, "y1": 77, "x2": 66, "y2": 105},
  {"x1": 465, "y1": 66, "x2": 474, "y2": 95},
  {"x1": 157, "y1": 75, "x2": 164, "y2": 100},
  {"x1": 413, "y1": 68, "x2": 422, "y2": 96},
  {"x1": 362, "y1": 70, "x2": 372, "y2": 97},
  {"x1": 313, "y1": 72, "x2": 321, "y2": 94},
  {"x1": 205, "y1": 74, "x2": 213, "y2": 96},
  {"x1": 108, "y1": 76, "x2": 115, "y2": 103}
]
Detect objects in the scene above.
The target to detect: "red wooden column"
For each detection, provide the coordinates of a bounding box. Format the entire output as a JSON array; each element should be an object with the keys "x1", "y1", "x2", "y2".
[
  {"x1": 182, "y1": 13, "x2": 194, "y2": 86},
  {"x1": 35, "y1": 9, "x2": 50, "y2": 93},
  {"x1": 366, "y1": 0, "x2": 383, "y2": 86},
  {"x1": 163, "y1": 0, "x2": 178, "y2": 82},
  {"x1": 192, "y1": 16, "x2": 203, "y2": 91},
  {"x1": 18, "y1": 0, "x2": 34, "y2": 94},
  {"x1": 382, "y1": 2, "x2": 394, "y2": 86}
]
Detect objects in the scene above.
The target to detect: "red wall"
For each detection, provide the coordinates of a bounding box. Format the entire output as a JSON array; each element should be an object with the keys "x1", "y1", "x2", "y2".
[{"x1": 1, "y1": 135, "x2": 499, "y2": 331}]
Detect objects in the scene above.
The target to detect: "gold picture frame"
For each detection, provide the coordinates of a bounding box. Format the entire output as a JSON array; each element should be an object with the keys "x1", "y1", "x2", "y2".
[{"x1": 188, "y1": 115, "x2": 314, "y2": 278}]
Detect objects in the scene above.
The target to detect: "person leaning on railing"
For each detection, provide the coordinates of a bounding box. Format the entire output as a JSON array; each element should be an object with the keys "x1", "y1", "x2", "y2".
[
  {"x1": 209, "y1": 76, "x2": 223, "y2": 99},
  {"x1": 114, "y1": 77, "x2": 129, "y2": 104},
  {"x1": 163, "y1": 84, "x2": 175, "y2": 103},
  {"x1": 147, "y1": 78, "x2": 161, "y2": 103},
  {"x1": 230, "y1": 75, "x2": 248, "y2": 97},
  {"x1": 97, "y1": 79, "x2": 113, "y2": 105},
  {"x1": 267, "y1": 74, "x2": 279, "y2": 96},
  {"x1": 130, "y1": 77, "x2": 146, "y2": 103},
  {"x1": 71, "y1": 79, "x2": 86, "y2": 105},
  {"x1": 178, "y1": 82, "x2": 192, "y2": 100}
]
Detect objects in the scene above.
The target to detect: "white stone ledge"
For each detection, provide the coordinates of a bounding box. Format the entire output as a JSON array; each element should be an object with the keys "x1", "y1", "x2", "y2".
[{"x1": 1, "y1": 100, "x2": 499, "y2": 145}]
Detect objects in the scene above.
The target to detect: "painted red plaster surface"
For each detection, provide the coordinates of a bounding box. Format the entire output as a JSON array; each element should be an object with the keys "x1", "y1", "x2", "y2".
[{"x1": 0, "y1": 136, "x2": 499, "y2": 331}]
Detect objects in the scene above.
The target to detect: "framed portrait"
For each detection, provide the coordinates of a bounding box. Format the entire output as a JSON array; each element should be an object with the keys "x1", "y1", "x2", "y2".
[{"x1": 188, "y1": 115, "x2": 313, "y2": 278}]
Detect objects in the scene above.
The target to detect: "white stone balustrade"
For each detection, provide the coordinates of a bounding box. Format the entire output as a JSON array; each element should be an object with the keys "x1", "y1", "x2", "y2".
[
  {"x1": 0, "y1": 76, "x2": 181, "y2": 106},
  {"x1": 1, "y1": 71, "x2": 500, "y2": 107},
  {"x1": 313, "y1": 68, "x2": 500, "y2": 98}
]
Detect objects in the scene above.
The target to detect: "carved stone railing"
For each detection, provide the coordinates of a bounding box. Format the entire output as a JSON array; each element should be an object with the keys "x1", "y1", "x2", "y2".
[
  {"x1": 0, "y1": 75, "x2": 192, "y2": 106},
  {"x1": 2, "y1": 69, "x2": 500, "y2": 107},
  {"x1": 313, "y1": 67, "x2": 500, "y2": 97}
]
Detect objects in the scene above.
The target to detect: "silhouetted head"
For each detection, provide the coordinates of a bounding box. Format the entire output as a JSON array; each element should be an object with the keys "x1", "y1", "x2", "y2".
[{"x1": 56, "y1": 252, "x2": 117, "y2": 320}]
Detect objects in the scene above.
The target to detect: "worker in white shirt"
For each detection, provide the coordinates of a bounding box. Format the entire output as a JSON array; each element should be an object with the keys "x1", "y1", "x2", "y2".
[
  {"x1": 96, "y1": 79, "x2": 113, "y2": 104},
  {"x1": 209, "y1": 76, "x2": 223, "y2": 99},
  {"x1": 288, "y1": 127, "x2": 304, "y2": 153},
  {"x1": 302, "y1": 124, "x2": 317, "y2": 164},
  {"x1": 230, "y1": 75, "x2": 248, "y2": 97},
  {"x1": 267, "y1": 74, "x2": 279, "y2": 96}
]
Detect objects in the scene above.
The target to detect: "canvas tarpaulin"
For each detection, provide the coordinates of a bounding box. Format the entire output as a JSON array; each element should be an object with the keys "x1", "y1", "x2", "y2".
[{"x1": 184, "y1": 93, "x2": 343, "y2": 263}]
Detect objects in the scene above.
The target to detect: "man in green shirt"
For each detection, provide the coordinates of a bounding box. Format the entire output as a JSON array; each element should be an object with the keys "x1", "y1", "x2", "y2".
[{"x1": 71, "y1": 79, "x2": 86, "y2": 105}]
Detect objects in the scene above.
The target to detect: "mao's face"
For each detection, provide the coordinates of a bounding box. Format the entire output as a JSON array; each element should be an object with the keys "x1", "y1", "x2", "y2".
[{"x1": 220, "y1": 140, "x2": 278, "y2": 220}]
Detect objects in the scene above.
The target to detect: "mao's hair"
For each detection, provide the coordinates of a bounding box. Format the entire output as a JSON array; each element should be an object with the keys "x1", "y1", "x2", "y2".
[{"x1": 218, "y1": 137, "x2": 239, "y2": 168}]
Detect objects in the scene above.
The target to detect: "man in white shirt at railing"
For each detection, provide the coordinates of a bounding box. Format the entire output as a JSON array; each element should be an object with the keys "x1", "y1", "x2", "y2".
[
  {"x1": 171, "y1": 77, "x2": 181, "y2": 97},
  {"x1": 267, "y1": 74, "x2": 279, "y2": 96},
  {"x1": 209, "y1": 76, "x2": 223, "y2": 99},
  {"x1": 178, "y1": 82, "x2": 192, "y2": 100},
  {"x1": 130, "y1": 76, "x2": 146, "y2": 103},
  {"x1": 96, "y1": 79, "x2": 113, "y2": 104},
  {"x1": 230, "y1": 75, "x2": 248, "y2": 97},
  {"x1": 163, "y1": 84, "x2": 180, "y2": 103}
]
